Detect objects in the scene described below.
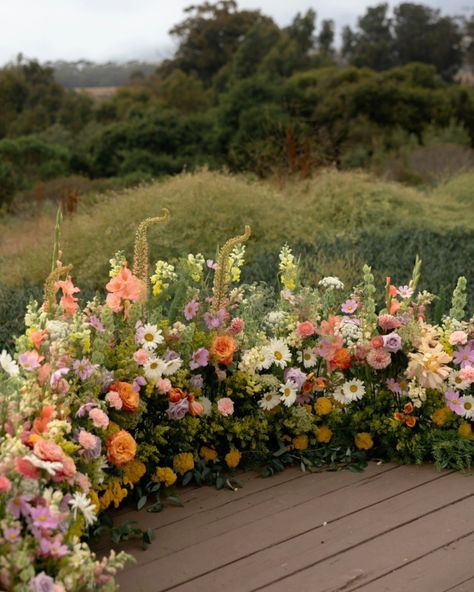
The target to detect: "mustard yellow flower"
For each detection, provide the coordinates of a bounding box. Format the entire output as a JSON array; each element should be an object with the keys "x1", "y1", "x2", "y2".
[
  {"x1": 292, "y1": 435, "x2": 309, "y2": 450},
  {"x1": 315, "y1": 397, "x2": 332, "y2": 416},
  {"x1": 225, "y1": 449, "x2": 241, "y2": 469},
  {"x1": 173, "y1": 453, "x2": 195, "y2": 475},
  {"x1": 316, "y1": 426, "x2": 332, "y2": 443},
  {"x1": 153, "y1": 467, "x2": 178, "y2": 487},
  {"x1": 200, "y1": 447, "x2": 218, "y2": 463},
  {"x1": 355, "y1": 432, "x2": 374, "y2": 450}
]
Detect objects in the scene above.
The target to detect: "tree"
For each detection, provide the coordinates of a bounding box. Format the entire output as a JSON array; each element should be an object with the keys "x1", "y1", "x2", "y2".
[{"x1": 318, "y1": 20, "x2": 335, "y2": 55}]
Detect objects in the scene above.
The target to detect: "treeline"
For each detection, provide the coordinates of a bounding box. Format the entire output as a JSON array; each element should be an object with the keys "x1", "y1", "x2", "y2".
[
  {"x1": 45, "y1": 60, "x2": 158, "y2": 88},
  {"x1": 1, "y1": 1, "x2": 474, "y2": 209}
]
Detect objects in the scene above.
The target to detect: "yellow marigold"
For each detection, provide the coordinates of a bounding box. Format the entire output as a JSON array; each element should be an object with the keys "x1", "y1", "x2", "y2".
[
  {"x1": 225, "y1": 449, "x2": 241, "y2": 469},
  {"x1": 293, "y1": 435, "x2": 309, "y2": 450},
  {"x1": 315, "y1": 396, "x2": 332, "y2": 416},
  {"x1": 200, "y1": 446, "x2": 218, "y2": 463},
  {"x1": 99, "y1": 479, "x2": 128, "y2": 511},
  {"x1": 88, "y1": 490, "x2": 100, "y2": 514},
  {"x1": 432, "y1": 407, "x2": 452, "y2": 427},
  {"x1": 173, "y1": 452, "x2": 195, "y2": 475},
  {"x1": 122, "y1": 459, "x2": 146, "y2": 487},
  {"x1": 458, "y1": 422, "x2": 474, "y2": 440},
  {"x1": 355, "y1": 432, "x2": 374, "y2": 450},
  {"x1": 153, "y1": 467, "x2": 177, "y2": 487},
  {"x1": 316, "y1": 426, "x2": 332, "y2": 444}
]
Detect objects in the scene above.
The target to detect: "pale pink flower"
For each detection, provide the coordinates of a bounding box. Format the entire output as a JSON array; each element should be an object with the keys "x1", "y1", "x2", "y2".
[
  {"x1": 78, "y1": 430, "x2": 97, "y2": 451},
  {"x1": 217, "y1": 397, "x2": 234, "y2": 416},
  {"x1": 449, "y1": 331, "x2": 468, "y2": 346},
  {"x1": 367, "y1": 348, "x2": 392, "y2": 370},
  {"x1": 105, "y1": 391, "x2": 123, "y2": 410},
  {"x1": 297, "y1": 321, "x2": 316, "y2": 338},
  {"x1": 75, "y1": 472, "x2": 91, "y2": 493},
  {"x1": 19, "y1": 351, "x2": 43, "y2": 371},
  {"x1": 33, "y1": 439, "x2": 65, "y2": 462},
  {"x1": 133, "y1": 349, "x2": 149, "y2": 365},
  {"x1": 157, "y1": 378, "x2": 172, "y2": 394},
  {"x1": 0, "y1": 475, "x2": 11, "y2": 492},
  {"x1": 229, "y1": 317, "x2": 245, "y2": 336},
  {"x1": 459, "y1": 365, "x2": 474, "y2": 384},
  {"x1": 88, "y1": 408, "x2": 109, "y2": 429},
  {"x1": 378, "y1": 314, "x2": 401, "y2": 332}
]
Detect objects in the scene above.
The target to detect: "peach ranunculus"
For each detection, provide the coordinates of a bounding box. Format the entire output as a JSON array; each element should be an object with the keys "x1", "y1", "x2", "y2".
[
  {"x1": 211, "y1": 335, "x2": 237, "y2": 366},
  {"x1": 107, "y1": 430, "x2": 137, "y2": 467},
  {"x1": 105, "y1": 266, "x2": 143, "y2": 312},
  {"x1": 33, "y1": 439, "x2": 65, "y2": 462},
  {"x1": 110, "y1": 381, "x2": 139, "y2": 412}
]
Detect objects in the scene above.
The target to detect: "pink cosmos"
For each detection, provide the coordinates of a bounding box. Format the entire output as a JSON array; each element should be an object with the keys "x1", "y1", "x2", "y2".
[
  {"x1": 30, "y1": 505, "x2": 59, "y2": 530},
  {"x1": 184, "y1": 299, "x2": 199, "y2": 321},
  {"x1": 341, "y1": 299, "x2": 358, "y2": 314},
  {"x1": 73, "y1": 358, "x2": 97, "y2": 381},
  {"x1": 378, "y1": 314, "x2": 401, "y2": 332},
  {"x1": 0, "y1": 475, "x2": 11, "y2": 492},
  {"x1": 459, "y1": 365, "x2": 474, "y2": 384},
  {"x1": 190, "y1": 347, "x2": 209, "y2": 370},
  {"x1": 366, "y1": 348, "x2": 392, "y2": 370},
  {"x1": 449, "y1": 331, "x2": 468, "y2": 346},
  {"x1": 157, "y1": 378, "x2": 172, "y2": 394},
  {"x1": 453, "y1": 345, "x2": 474, "y2": 368},
  {"x1": 88, "y1": 408, "x2": 109, "y2": 429},
  {"x1": 8, "y1": 495, "x2": 31, "y2": 519},
  {"x1": 229, "y1": 317, "x2": 245, "y2": 336},
  {"x1": 217, "y1": 397, "x2": 234, "y2": 417},
  {"x1": 78, "y1": 430, "x2": 97, "y2": 451},
  {"x1": 133, "y1": 349, "x2": 149, "y2": 365},
  {"x1": 386, "y1": 378, "x2": 401, "y2": 394},
  {"x1": 397, "y1": 285, "x2": 413, "y2": 299},
  {"x1": 297, "y1": 321, "x2": 316, "y2": 338},
  {"x1": 445, "y1": 389, "x2": 463, "y2": 415},
  {"x1": 3, "y1": 526, "x2": 20, "y2": 544},
  {"x1": 19, "y1": 351, "x2": 42, "y2": 371},
  {"x1": 39, "y1": 535, "x2": 68, "y2": 558},
  {"x1": 105, "y1": 266, "x2": 143, "y2": 312},
  {"x1": 105, "y1": 391, "x2": 123, "y2": 410}
]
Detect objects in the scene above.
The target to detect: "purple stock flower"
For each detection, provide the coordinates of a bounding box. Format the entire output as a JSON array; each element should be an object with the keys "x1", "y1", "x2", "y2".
[
  {"x1": 203, "y1": 309, "x2": 225, "y2": 330},
  {"x1": 383, "y1": 332, "x2": 402, "y2": 353},
  {"x1": 29, "y1": 572, "x2": 55, "y2": 592},
  {"x1": 166, "y1": 398, "x2": 189, "y2": 421},
  {"x1": 132, "y1": 375, "x2": 146, "y2": 392},
  {"x1": 50, "y1": 367, "x2": 69, "y2": 387},
  {"x1": 184, "y1": 299, "x2": 199, "y2": 321},
  {"x1": 73, "y1": 358, "x2": 98, "y2": 381},
  {"x1": 386, "y1": 378, "x2": 401, "y2": 394},
  {"x1": 453, "y1": 345, "x2": 474, "y2": 368},
  {"x1": 189, "y1": 374, "x2": 203, "y2": 390},
  {"x1": 30, "y1": 505, "x2": 59, "y2": 530},
  {"x1": 76, "y1": 402, "x2": 98, "y2": 418},
  {"x1": 284, "y1": 367, "x2": 307, "y2": 390},
  {"x1": 341, "y1": 299, "x2": 358, "y2": 314},
  {"x1": 190, "y1": 348, "x2": 209, "y2": 370},
  {"x1": 3, "y1": 526, "x2": 21, "y2": 543},
  {"x1": 88, "y1": 315, "x2": 105, "y2": 332}
]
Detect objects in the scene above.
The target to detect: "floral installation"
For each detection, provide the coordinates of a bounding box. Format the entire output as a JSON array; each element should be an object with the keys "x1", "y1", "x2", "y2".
[{"x1": 1, "y1": 212, "x2": 474, "y2": 589}]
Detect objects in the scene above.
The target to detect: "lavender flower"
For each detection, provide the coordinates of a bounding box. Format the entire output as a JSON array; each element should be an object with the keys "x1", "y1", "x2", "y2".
[
  {"x1": 284, "y1": 367, "x2": 307, "y2": 389},
  {"x1": 383, "y1": 332, "x2": 402, "y2": 353},
  {"x1": 30, "y1": 572, "x2": 55, "y2": 592},
  {"x1": 190, "y1": 348, "x2": 209, "y2": 370},
  {"x1": 166, "y1": 398, "x2": 189, "y2": 421},
  {"x1": 73, "y1": 358, "x2": 98, "y2": 381},
  {"x1": 75, "y1": 402, "x2": 98, "y2": 418},
  {"x1": 189, "y1": 374, "x2": 204, "y2": 390}
]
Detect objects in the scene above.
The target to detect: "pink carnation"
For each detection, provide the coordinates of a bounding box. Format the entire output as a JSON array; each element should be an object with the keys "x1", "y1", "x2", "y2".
[
  {"x1": 78, "y1": 430, "x2": 97, "y2": 451},
  {"x1": 229, "y1": 317, "x2": 245, "y2": 336},
  {"x1": 88, "y1": 408, "x2": 109, "y2": 429},
  {"x1": 297, "y1": 321, "x2": 316, "y2": 338},
  {"x1": 459, "y1": 365, "x2": 474, "y2": 384},
  {"x1": 0, "y1": 475, "x2": 11, "y2": 492},
  {"x1": 157, "y1": 378, "x2": 172, "y2": 394},
  {"x1": 378, "y1": 314, "x2": 401, "y2": 332},
  {"x1": 366, "y1": 348, "x2": 392, "y2": 370},
  {"x1": 105, "y1": 391, "x2": 123, "y2": 410},
  {"x1": 217, "y1": 397, "x2": 234, "y2": 417},
  {"x1": 133, "y1": 349, "x2": 149, "y2": 365},
  {"x1": 449, "y1": 331, "x2": 468, "y2": 346},
  {"x1": 53, "y1": 456, "x2": 76, "y2": 482}
]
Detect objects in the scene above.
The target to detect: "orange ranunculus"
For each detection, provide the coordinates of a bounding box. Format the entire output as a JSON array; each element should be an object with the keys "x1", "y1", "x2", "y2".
[
  {"x1": 329, "y1": 348, "x2": 352, "y2": 370},
  {"x1": 107, "y1": 430, "x2": 137, "y2": 467},
  {"x1": 405, "y1": 416, "x2": 417, "y2": 428},
  {"x1": 394, "y1": 412, "x2": 405, "y2": 422},
  {"x1": 403, "y1": 402, "x2": 414, "y2": 414},
  {"x1": 111, "y1": 381, "x2": 139, "y2": 412},
  {"x1": 211, "y1": 335, "x2": 237, "y2": 366}
]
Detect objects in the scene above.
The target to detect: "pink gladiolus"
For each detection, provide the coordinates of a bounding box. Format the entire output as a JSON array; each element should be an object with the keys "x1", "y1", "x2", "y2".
[{"x1": 105, "y1": 266, "x2": 143, "y2": 312}]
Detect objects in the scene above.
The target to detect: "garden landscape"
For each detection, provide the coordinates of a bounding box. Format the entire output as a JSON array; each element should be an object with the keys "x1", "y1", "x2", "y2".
[{"x1": 1, "y1": 1, "x2": 474, "y2": 590}]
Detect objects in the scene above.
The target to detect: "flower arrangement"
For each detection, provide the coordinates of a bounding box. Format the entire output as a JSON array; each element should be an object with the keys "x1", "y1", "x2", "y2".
[{"x1": 1, "y1": 212, "x2": 473, "y2": 589}]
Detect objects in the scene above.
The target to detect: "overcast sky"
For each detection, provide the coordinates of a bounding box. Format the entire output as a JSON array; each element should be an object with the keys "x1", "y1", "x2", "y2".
[{"x1": 0, "y1": 0, "x2": 471, "y2": 65}]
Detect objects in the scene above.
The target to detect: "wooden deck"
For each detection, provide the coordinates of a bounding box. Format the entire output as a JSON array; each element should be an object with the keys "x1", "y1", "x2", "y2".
[{"x1": 103, "y1": 462, "x2": 474, "y2": 591}]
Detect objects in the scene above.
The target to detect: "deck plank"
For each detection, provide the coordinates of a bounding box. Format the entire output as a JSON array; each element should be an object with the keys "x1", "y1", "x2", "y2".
[{"x1": 115, "y1": 464, "x2": 462, "y2": 591}]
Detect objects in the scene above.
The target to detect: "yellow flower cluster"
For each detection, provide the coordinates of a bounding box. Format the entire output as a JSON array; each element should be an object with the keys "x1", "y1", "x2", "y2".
[
  {"x1": 153, "y1": 467, "x2": 178, "y2": 487},
  {"x1": 228, "y1": 245, "x2": 246, "y2": 283},
  {"x1": 225, "y1": 449, "x2": 241, "y2": 468},
  {"x1": 292, "y1": 435, "x2": 308, "y2": 450},
  {"x1": 99, "y1": 479, "x2": 128, "y2": 511},
  {"x1": 355, "y1": 432, "x2": 374, "y2": 450},
  {"x1": 279, "y1": 244, "x2": 297, "y2": 291},
  {"x1": 316, "y1": 425, "x2": 332, "y2": 443},
  {"x1": 186, "y1": 253, "x2": 205, "y2": 282},
  {"x1": 150, "y1": 260, "x2": 177, "y2": 296},
  {"x1": 173, "y1": 452, "x2": 195, "y2": 475},
  {"x1": 122, "y1": 459, "x2": 146, "y2": 487},
  {"x1": 315, "y1": 397, "x2": 332, "y2": 416},
  {"x1": 200, "y1": 446, "x2": 218, "y2": 462},
  {"x1": 88, "y1": 490, "x2": 100, "y2": 514},
  {"x1": 431, "y1": 407, "x2": 453, "y2": 427}
]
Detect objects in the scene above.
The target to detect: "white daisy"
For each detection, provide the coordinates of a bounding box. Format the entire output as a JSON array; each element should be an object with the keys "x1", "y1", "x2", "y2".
[
  {"x1": 460, "y1": 395, "x2": 474, "y2": 419},
  {"x1": 0, "y1": 350, "x2": 19, "y2": 377},
  {"x1": 139, "y1": 323, "x2": 164, "y2": 350},
  {"x1": 144, "y1": 357, "x2": 167, "y2": 381},
  {"x1": 69, "y1": 492, "x2": 97, "y2": 527},
  {"x1": 332, "y1": 386, "x2": 347, "y2": 405},
  {"x1": 342, "y1": 379, "x2": 366, "y2": 402},
  {"x1": 279, "y1": 380, "x2": 298, "y2": 407},
  {"x1": 162, "y1": 357, "x2": 183, "y2": 376},
  {"x1": 297, "y1": 348, "x2": 317, "y2": 369},
  {"x1": 259, "y1": 391, "x2": 281, "y2": 411},
  {"x1": 261, "y1": 339, "x2": 292, "y2": 370},
  {"x1": 448, "y1": 370, "x2": 469, "y2": 391}
]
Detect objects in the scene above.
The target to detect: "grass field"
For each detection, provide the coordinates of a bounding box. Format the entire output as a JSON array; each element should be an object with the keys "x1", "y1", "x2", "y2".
[{"x1": 0, "y1": 167, "x2": 473, "y2": 346}]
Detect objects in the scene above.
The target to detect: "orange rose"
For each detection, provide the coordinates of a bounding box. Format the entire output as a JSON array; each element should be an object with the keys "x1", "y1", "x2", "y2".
[
  {"x1": 405, "y1": 416, "x2": 417, "y2": 428},
  {"x1": 211, "y1": 335, "x2": 237, "y2": 366},
  {"x1": 111, "y1": 381, "x2": 139, "y2": 412},
  {"x1": 107, "y1": 430, "x2": 137, "y2": 467}
]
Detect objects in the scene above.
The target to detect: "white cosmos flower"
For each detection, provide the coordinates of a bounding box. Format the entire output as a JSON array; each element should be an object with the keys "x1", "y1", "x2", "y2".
[
  {"x1": 0, "y1": 350, "x2": 19, "y2": 377},
  {"x1": 259, "y1": 391, "x2": 280, "y2": 411},
  {"x1": 69, "y1": 492, "x2": 97, "y2": 526},
  {"x1": 144, "y1": 357, "x2": 167, "y2": 381},
  {"x1": 162, "y1": 357, "x2": 183, "y2": 376},
  {"x1": 140, "y1": 323, "x2": 164, "y2": 350},
  {"x1": 261, "y1": 339, "x2": 292, "y2": 370},
  {"x1": 342, "y1": 379, "x2": 366, "y2": 402},
  {"x1": 297, "y1": 348, "x2": 317, "y2": 369},
  {"x1": 460, "y1": 395, "x2": 474, "y2": 419},
  {"x1": 279, "y1": 380, "x2": 298, "y2": 407},
  {"x1": 448, "y1": 370, "x2": 469, "y2": 391}
]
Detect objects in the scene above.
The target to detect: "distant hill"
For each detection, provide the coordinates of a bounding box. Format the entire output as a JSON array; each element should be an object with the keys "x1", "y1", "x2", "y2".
[{"x1": 46, "y1": 60, "x2": 158, "y2": 88}]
